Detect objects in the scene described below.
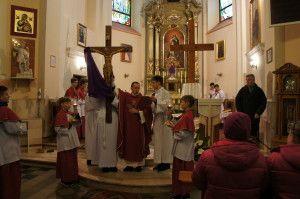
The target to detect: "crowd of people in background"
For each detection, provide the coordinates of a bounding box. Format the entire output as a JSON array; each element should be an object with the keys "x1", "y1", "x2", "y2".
[{"x1": 0, "y1": 72, "x2": 299, "y2": 199}]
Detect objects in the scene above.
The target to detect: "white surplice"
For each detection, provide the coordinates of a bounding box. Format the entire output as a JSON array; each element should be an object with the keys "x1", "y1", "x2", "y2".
[
  {"x1": 0, "y1": 122, "x2": 23, "y2": 166},
  {"x1": 85, "y1": 96, "x2": 101, "y2": 164},
  {"x1": 152, "y1": 87, "x2": 174, "y2": 164},
  {"x1": 96, "y1": 97, "x2": 119, "y2": 168}
]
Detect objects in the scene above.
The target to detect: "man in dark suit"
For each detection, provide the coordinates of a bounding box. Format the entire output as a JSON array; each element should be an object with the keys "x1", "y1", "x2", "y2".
[{"x1": 235, "y1": 74, "x2": 267, "y2": 140}]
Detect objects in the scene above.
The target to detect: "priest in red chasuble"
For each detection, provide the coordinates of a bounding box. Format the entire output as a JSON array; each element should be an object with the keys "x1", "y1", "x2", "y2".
[{"x1": 117, "y1": 82, "x2": 153, "y2": 172}]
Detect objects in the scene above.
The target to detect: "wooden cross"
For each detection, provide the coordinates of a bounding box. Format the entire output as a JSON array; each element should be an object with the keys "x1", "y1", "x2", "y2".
[
  {"x1": 170, "y1": 18, "x2": 214, "y2": 83},
  {"x1": 90, "y1": 26, "x2": 132, "y2": 86}
]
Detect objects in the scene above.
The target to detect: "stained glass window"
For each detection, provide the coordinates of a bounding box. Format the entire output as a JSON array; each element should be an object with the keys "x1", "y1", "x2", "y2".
[
  {"x1": 219, "y1": 0, "x2": 233, "y2": 21},
  {"x1": 112, "y1": 0, "x2": 131, "y2": 26}
]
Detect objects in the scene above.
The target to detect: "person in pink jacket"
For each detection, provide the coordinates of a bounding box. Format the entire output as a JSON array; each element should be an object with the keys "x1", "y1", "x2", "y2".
[
  {"x1": 192, "y1": 112, "x2": 268, "y2": 199},
  {"x1": 267, "y1": 121, "x2": 300, "y2": 199}
]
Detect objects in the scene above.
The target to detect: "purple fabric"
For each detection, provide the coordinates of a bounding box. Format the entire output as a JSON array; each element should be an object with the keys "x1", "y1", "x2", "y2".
[
  {"x1": 84, "y1": 47, "x2": 114, "y2": 99},
  {"x1": 223, "y1": 112, "x2": 251, "y2": 141}
]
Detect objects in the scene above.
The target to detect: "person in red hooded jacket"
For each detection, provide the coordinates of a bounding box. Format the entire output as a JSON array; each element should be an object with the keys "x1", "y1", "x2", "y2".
[
  {"x1": 192, "y1": 112, "x2": 268, "y2": 199},
  {"x1": 267, "y1": 121, "x2": 300, "y2": 199}
]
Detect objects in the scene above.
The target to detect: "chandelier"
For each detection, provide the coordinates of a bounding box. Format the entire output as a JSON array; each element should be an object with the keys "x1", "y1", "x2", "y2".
[{"x1": 147, "y1": 0, "x2": 165, "y2": 32}]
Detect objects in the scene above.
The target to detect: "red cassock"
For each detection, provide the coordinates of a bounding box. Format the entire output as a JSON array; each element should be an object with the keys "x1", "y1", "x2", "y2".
[
  {"x1": 172, "y1": 110, "x2": 195, "y2": 197},
  {"x1": 55, "y1": 110, "x2": 79, "y2": 183},
  {"x1": 0, "y1": 106, "x2": 21, "y2": 199},
  {"x1": 117, "y1": 90, "x2": 153, "y2": 162}
]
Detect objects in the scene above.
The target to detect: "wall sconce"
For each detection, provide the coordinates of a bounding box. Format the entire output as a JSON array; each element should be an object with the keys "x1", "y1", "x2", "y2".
[
  {"x1": 246, "y1": 43, "x2": 264, "y2": 69},
  {"x1": 124, "y1": 73, "x2": 129, "y2": 78},
  {"x1": 250, "y1": 53, "x2": 260, "y2": 69},
  {"x1": 75, "y1": 56, "x2": 87, "y2": 70},
  {"x1": 217, "y1": 73, "x2": 223, "y2": 77}
]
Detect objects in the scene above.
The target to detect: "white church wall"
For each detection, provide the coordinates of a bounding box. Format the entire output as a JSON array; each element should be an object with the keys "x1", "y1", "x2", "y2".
[
  {"x1": 44, "y1": 0, "x2": 88, "y2": 99},
  {"x1": 203, "y1": 0, "x2": 238, "y2": 99}
]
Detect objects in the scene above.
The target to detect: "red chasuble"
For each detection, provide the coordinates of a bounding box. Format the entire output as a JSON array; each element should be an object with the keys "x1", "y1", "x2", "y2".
[
  {"x1": 117, "y1": 90, "x2": 153, "y2": 162},
  {"x1": 65, "y1": 87, "x2": 79, "y2": 99},
  {"x1": 172, "y1": 110, "x2": 195, "y2": 133}
]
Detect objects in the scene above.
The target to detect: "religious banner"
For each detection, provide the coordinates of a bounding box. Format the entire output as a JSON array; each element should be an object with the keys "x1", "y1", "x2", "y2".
[
  {"x1": 10, "y1": 5, "x2": 37, "y2": 38},
  {"x1": 250, "y1": 0, "x2": 261, "y2": 48},
  {"x1": 11, "y1": 38, "x2": 35, "y2": 79}
]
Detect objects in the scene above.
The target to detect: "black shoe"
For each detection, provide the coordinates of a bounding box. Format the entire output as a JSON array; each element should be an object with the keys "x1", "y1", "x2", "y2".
[
  {"x1": 158, "y1": 163, "x2": 170, "y2": 172},
  {"x1": 87, "y1": 160, "x2": 92, "y2": 166},
  {"x1": 135, "y1": 166, "x2": 143, "y2": 172},
  {"x1": 110, "y1": 167, "x2": 118, "y2": 172},
  {"x1": 102, "y1": 167, "x2": 110, "y2": 172},
  {"x1": 123, "y1": 166, "x2": 134, "y2": 172},
  {"x1": 153, "y1": 163, "x2": 163, "y2": 171}
]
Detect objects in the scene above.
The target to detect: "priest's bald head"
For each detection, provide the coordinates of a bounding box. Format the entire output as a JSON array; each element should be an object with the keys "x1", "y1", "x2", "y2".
[{"x1": 131, "y1": 82, "x2": 140, "y2": 96}]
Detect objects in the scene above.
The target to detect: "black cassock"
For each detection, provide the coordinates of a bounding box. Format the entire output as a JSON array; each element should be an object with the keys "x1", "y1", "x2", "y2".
[{"x1": 235, "y1": 84, "x2": 267, "y2": 139}]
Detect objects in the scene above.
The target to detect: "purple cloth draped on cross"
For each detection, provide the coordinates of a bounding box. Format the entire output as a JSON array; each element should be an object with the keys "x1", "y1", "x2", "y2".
[{"x1": 84, "y1": 47, "x2": 115, "y2": 123}]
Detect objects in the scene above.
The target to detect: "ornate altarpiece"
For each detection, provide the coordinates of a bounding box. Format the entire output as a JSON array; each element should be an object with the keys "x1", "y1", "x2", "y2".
[{"x1": 143, "y1": 0, "x2": 202, "y2": 103}]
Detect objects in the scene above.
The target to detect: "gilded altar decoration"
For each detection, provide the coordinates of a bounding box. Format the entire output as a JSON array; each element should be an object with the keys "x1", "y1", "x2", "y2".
[
  {"x1": 143, "y1": 0, "x2": 202, "y2": 96},
  {"x1": 11, "y1": 5, "x2": 37, "y2": 38}
]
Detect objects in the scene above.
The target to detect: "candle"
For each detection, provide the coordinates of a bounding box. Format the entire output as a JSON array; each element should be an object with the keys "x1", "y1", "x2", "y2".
[
  {"x1": 184, "y1": 71, "x2": 187, "y2": 83},
  {"x1": 180, "y1": 71, "x2": 182, "y2": 83}
]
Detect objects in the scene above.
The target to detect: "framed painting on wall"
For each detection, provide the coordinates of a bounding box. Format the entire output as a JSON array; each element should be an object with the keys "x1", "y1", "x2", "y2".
[
  {"x1": 77, "y1": 23, "x2": 87, "y2": 47},
  {"x1": 216, "y1": 40, "x2": 225, "y2": 61},
  {"x1": 120, "y1": 44, "x2": 132, "y2": 63},
  {"x1": 11, "y1": 5, "x2": 38, "y2": 38},
  {"x1": 250, "y1": 0, "x2": 261, "y2": 49},
  {"x1": 11, "y1": 38, "x2": 35, "y2": 79},
  {"x1": 266, "y1": 47, "x2": 273, "y2": 64}
]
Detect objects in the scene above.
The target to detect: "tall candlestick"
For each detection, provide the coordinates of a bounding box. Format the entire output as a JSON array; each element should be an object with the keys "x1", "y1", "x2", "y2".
[{"x1": 184, "y1": 71, "x2": 187, "y2": 83}]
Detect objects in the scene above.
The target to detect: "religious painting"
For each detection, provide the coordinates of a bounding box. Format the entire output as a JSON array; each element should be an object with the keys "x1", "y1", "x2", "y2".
[
  {"x1": 250, "y1": 0, "x2": 261, "y2": 49},
  {"x1": 266, "y1": 47, "x2": 273, "y2": 64},
  {"x1": 11, "y1": 5, "x2": 37, "y2": 38},
  {"x1": 164, "y1": 29, "x2": 185, "y2": 69},
  {"x1": 77, "y1": 23, "x2": 87, "y2": 47},
  {"x1": 120, "y1": 44, "x2": 132, "y2": 63},
  {"x1": 11, "y1": 38, "x2": 35, "y2": 78},
  {"x1": 216, "y1": 40, "x2": 225, "y2": 61}
]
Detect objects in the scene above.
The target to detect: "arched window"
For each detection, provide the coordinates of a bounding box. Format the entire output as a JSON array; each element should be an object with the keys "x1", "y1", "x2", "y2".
[
  {"x1": 219, "y1": 0, "x2": 233, "y2": 22},
  {"x1": 112, "y1": 0, "x2": 131, "y2": 26}
]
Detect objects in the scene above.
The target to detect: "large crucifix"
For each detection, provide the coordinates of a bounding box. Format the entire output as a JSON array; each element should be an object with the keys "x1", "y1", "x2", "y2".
[
  {"x1": 90, "y1": 26, "x2": 132, "y2": 86},
  {"x1": 170, "y1": 18, "x2": 214, "y2": 83}
]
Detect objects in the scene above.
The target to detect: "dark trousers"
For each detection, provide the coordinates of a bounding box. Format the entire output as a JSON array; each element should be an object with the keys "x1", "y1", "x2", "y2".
[{"x1": 251, "y1": 118, "x2": 260, "y2": 140}]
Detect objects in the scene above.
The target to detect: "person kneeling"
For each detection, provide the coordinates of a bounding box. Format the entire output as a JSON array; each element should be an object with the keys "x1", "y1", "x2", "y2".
[
  {"x1": 166, "y1": 95, "x2": 195, "y2": 199},
  {"x1": 55, "y1": 97, "x2": 80, "y2": 186},
  {"x1": 192, "y1": 112, "x2": 268, "y2": 199}
]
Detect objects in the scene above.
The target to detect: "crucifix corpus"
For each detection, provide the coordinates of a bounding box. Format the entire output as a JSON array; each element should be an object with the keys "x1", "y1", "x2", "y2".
[
  {"x1": 170, "y1": 18, "x2": 214, "y2": 83},
  {"x1": 90, "y1": 26, "x2": 133, "y2": 86}
]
